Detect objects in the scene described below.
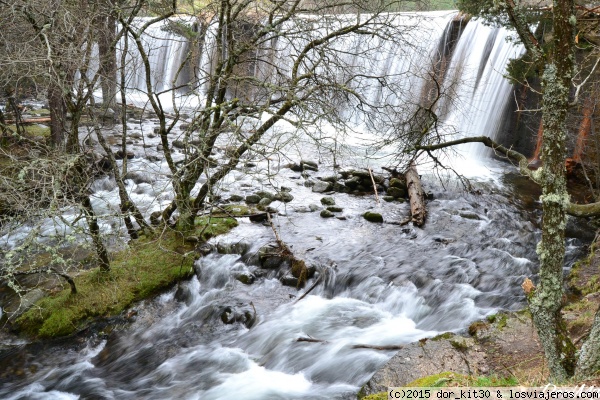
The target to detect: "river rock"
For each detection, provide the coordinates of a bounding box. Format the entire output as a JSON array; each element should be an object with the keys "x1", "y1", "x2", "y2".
[
  {"x1": 174, "y1": 285, "x2": 193, "y2": 305},
  {"x1": 217, "y1": 241, "x2": 250, "y2": 255},
  {"x1": 245, "y1": 194, "x2": 261, "y2": 204},
  {"x1": 274, "y1": 192, "x2": 294, "y2": 203},
  {"x1": 312, "y1": 181, "x2": 332, "y2": 193},
  {"x1": 258, "y1": 198, "x2": 272, "y2": 207},
  {"x1": 256, "y1": 191, "x2": 275, "y2": 200},
  {"x1": 358, "y1": 334, "x2": 488, "y2": 398},
  {"x1": 229, "y1": 194, "x2": 244, "y2": 202},
  {"x1": 124, "y1": 171, "x2": 155, "y2": 184},
  {"x1": 115, "y1": 150, "x2": 135, "y2": 160},
  {"x1": 383, "y1": 196, "x2": 395, "y2": 202},
  {"x1": 389, "y1": 177, "x2": 407, "y2": 189},
  {"x1": 235, "y1": 272, "x2": 255, "y2": 285},
  {"x1": 363, "y1": 211, "x2": 383, "y2": 223},
  {"x1": 320, "y1": 196, "x2": 335, "y2": 206},
  {"x1": 173, "y1": 140, "x2": 185, "y2": 149},
  {"x1": 327, "y1": 206, "x2": 343, "y2": 212},
  {"x1": 387, "y1": 187, "x2": 405, "y2": 198},
  {"x1": 320, "y1": 209, "x2": 334, "y2": 218},
  {"x1": 280, "y1": 274, "x2": 299, "y2": 287},
  {"x1": 130, "y1": 132, "x2": 143, "y2": 139}
]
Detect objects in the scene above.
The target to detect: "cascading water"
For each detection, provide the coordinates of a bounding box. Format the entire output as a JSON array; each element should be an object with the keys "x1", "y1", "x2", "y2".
[{"x1": 0, "y1": 11, "x2": 583, "y2": 400}]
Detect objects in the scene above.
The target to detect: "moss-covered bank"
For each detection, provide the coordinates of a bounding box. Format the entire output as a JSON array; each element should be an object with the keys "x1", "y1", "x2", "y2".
[{"x1": 13, "y1": 214, "x2": 240, "y2": 338}]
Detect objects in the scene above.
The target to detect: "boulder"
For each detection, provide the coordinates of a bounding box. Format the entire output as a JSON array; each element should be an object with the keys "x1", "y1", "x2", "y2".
[
  {"x1": 320, "y1": 196, "x2": 335, "y2": 206},
  {"x1": 363, "y1": 211, "x2": 383, "y2": 223},
  {"x1": 312, "y1": 181, "x2": 332, "y2": 193},
  {"x1": 275, "y1": 192, "x2": 294, "y2": 203},
  {"x1": 327, "y1": 206, "x2": 343, "y2": 212},
  {"x1": 387, "y1": 187, "x2": 406, "y2": 198},
  {"x1": 245, "y1": 195, "x2": 261, "y2": 204},
  {"x1": 320, "y1": 210, "x2": 335, "y2": 218}
]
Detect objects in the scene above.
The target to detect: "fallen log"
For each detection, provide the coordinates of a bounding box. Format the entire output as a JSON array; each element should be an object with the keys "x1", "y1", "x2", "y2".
[
  {"x1": 405, "y1": 162, "x2": 427, "y2": 227},
  {"x1": 5, "y1": 117, "x2": 51, "y2": 124}
]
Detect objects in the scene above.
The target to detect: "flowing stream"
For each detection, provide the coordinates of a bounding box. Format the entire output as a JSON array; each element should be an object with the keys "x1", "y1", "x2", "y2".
[{"x1": 0, "y1": 11, "x2": 590, "y2": 400}]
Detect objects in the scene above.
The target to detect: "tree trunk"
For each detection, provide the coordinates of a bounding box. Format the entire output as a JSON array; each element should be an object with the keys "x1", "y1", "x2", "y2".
[
  {"x1": 576, "y1": 305, "x2": 600, "y2": 377},
  {"x1": 527, "y1": 0, "x2": 577, "y2": 380},
  {"x1": 97, "y1": 12, "x2": 117, "y2": 113},
  {"x1": 48, "y1": 84, "x2": 67, "y2": 148},
  {"x1": 81, "y1": 195, "x2": 110, "y2": 272},
  {"x1": 405, "y1": 162, "x2": 427, "y2": 227}
]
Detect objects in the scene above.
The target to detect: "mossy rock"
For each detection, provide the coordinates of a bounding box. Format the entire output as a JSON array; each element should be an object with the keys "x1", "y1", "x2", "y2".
[
  {"x1": 320, "y1": 196, "x2": 335, "y2": 206},
  {"x1": 320, "y1": 209, "x2": 335, "y2": 218},
  {"x1": 387, "y1": 187, "x2": 406, "y2": 198},
  {"x1": 363, "y1": 211, "x2": 383, "y2": 223},
  {"x1": 389, "y1": 177, "x2": 407, "y2": 189},
  {"x1": 256, "y1": 191, "x2": 275, "y2": 200},
  {"x1": 245, "y1": 194, "x2": 261, "y2": 204},
  {"x1": 327, "y1": 206, "x2": 343, "y2": 212}
]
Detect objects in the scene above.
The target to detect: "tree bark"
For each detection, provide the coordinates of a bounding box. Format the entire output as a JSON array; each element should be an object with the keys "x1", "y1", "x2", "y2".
[
  {"x1": 405, "y1": 162, "x2": 427, "y2": 227},
  {"x1": 48, "y1": 83, "x2": 67, "y2": 148},
  {"x1": 81, "y1": 195, "x2": 110, "y2": 272}
]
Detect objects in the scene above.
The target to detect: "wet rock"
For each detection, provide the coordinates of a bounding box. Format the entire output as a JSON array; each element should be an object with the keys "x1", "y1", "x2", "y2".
[
  {"x1": 327, "y1": 206, "x2": 343, "y2": 212},
  {"x1": 150, "y1": 211, "x2": 162, "y2": 226},
  {"x1": 180, "y1": 123, "x2": 190, "y2": 130},
  {"x1": 229, "y1": 194, "x2": 244, "y2": 202},
  {"x1": 295, "y1": 206, "x2": 310, "y2": 213},
  {"x1": 274, "y1": 192, "x2": 294, "y2": 203},
  {"x1": 174, "y1": 285, "x2": 193, "y2": 305},
  {"x1": 303, "y1": 180, "x2": 315, "y2": 188},
  {"x1": 124, "y1": 171, "x2": 155, "y2": 184},
  {"x1": 258, "y1": 198, "x2": 272, "y2": 207},
  {"x1": 363, "y1": 211, "x2": 383, "y2": 223},
  {"x1": 147, "y1": 133, "x2": 157, "y2": 139},
  {"x1": 115, "y1": 150, "x2": 134, "y2": 160},
  {"x1": 172, "y1": 140, "x2": 185, "y2": 149},
  {"x1": 320, "y1": 210, "x2": 335, "y2": 218},
  {"x1": 217, "y1": 241, "x2": 250, "y2": 255},
  {"x1": 460, "y1": 212, "x2": 481, "y2": 220},
  {"x1": 344, "y1": 176, "x2": 361, "y2": 189},
  {"x1": 359, "y1": 334, "x2": 487, "y2": 398},
  {"x1": 389, "y1": 177, "x2": 407, "y2": 189},
  {"x1": 256, "y1": 191, "x2": 275, "y2": 200},
  {"x1": 281, "y1": 274, "x2": 299, "y2": 287},
  {"x1": 320, "y1": 196, "x2": 335, "y2": 206},
  {"x1": 235, "y1": 272, "x2": 255, "y2": 285},
  {"x1": 312, "y1": 181, "x2": 332, "y2": 193},
  {"x1": 245, "y1": 195, "x2": 261, "y2": 204},
  {"x1": 387, "y1": 187, "x2": 406, "y2": 198},
  {"x1": 130, "y1": 132, "x2": 143, "y2": 139},
  {"x1": 383, "y1": 196, "x2": 395, "y2": 202},
  {"x1": 197, "y1": 243, "x2": 214, "y2": 256},
  {"x1": 281, "y1": 186, "x2": 292, "y2": 192},
  {"x1": 147, "y1": 155, "x2": 161, "y2": 162}
]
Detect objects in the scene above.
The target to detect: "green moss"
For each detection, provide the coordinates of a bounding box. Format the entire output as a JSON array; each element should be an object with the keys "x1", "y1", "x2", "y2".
[
  {"x1": 15, "y1": 216, "x2": 238, "y2": 338},
  {"x1": 405, "y1": 372, "x2": 518, "y2": 388},
  {"x1": 361, "y1": 393, "x2": 387, "y2": 400},
  {"x1": 406, "y1": 371, "x2": 465, "y2": 387},
  {"x1": 7, "y1": 124, "x2": 50, "y2": 138},
  {"x1": 431, "y1": 332, "x2": 454, "y2": 341}
]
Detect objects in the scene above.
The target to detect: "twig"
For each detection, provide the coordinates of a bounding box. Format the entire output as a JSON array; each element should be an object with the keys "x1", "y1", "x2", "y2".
[
  {"x1": 351, "y1": 344, "x2": 404, "y2": 350},
  {"x1": 294, "y1": 273, "x2": 323, "y2": 303},
  {"x1": 368, "y1": 167, "x2": 380, "y2": 206},
  {"x1": 296, "y1": 336, "x2": 327, "y2": 343}
]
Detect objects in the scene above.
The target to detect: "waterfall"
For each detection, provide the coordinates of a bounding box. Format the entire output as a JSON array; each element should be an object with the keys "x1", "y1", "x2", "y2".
[{"x1": 119, "y1": 12, "x2": 523, "y2": 164}]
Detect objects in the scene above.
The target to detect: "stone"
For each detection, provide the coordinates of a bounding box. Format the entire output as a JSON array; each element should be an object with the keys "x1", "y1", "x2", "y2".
[
  {"x1": 174, "y1": 285, "x2": 193, "y2": 305},
  {"x1": 363, "y1": 211, "x2": 383, "y2": 223},
  {"x1": 275, "y1": 192, "x2": 294, "y2": 203},
  {"x1": 320, "y1": 210, "x2": 335, "y2": 218},
  {"x1": 460, "y1": 212, "x2": 481, "y2": 220},
  {"x1": 359, "y1": 334, "x2": 488, "y2": 398},
  {"x1": 130, "y1": 132, "x2": 143, "y2": 139},
  {"x1": 320, "y1": 196, "x2": 335, "y2": 206},
  {"x1": 180, "y1": 123, "x2": 190, "y2": 130},
  {"x1": 389, "y1": 177, "x2": 407, "y2": 189},
  {"x1": 312, "y1": 181, "x2": 332, "y2": 193},
  {"x1": 245, "y1": 194, "x2": 261, "y2": 204},
  {"x1": 115, "y1": 150, "x2": 134, "y2": 160},
  {"x1": 229, "y1": 194, "x2": 244, "y2": 202},
  {"x1": 258, "y1": 198, "x2": 272, "y2": 207},
  {"x1": 217, "y1": 241, "x2": 250, "y2": 255},
  {"x1": 256, "y1": 191, "x2": 275, "y2": 200},
  {"x1": 327, "y1": 206, "x2": 343, "y2": 212},
  {"x1": 235, "y1": 272, "x2": 255, "y2": 285},
  {"x1": 387, "y1": 187, "x2": 406, "y2": 198},
  {"x1": 383, "y1": 196, "x2": 395, "y2": 202},
  {"x1": 344, "y1": 176, "x2": 361, "y2": 189},
  {"x1": 124, "y1": 171, "x2": 155, "y2": 184},
  {"x1": 281, "y1": 274, "x2": 299, "y2": 287},
  {"x1": 172, "y1": 140, "x2": 185, "y2": 149}
]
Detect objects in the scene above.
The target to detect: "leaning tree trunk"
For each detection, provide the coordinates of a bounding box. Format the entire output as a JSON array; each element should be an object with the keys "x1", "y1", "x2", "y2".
[
  {"x1": 527, "y1": 0, "x2": 577, "y2": 380},
  {"x1": 576, "y1": 306, "x2": 600, "y2": 377}
]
